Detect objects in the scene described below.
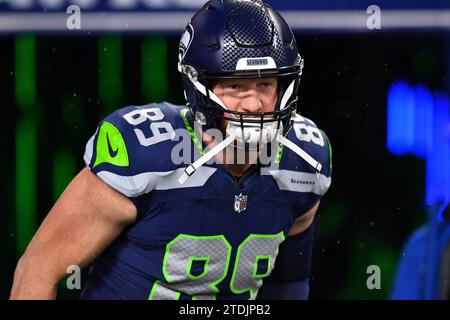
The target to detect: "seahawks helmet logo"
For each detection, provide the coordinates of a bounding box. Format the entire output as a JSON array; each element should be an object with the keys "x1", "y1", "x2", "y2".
[{"x1": 179, "y1": 23, "x2": 194, "y2": 62}]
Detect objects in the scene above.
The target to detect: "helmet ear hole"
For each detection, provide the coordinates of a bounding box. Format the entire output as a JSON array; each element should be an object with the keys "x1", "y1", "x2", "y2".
[{"x1": 195, "y1": 112, "x2": 207, "y2": 125}]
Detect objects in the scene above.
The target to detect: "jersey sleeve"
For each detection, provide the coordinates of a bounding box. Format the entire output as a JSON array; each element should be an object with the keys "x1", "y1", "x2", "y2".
[
  {"x1": 288, "y1": 114, "x2": 333, "y2": 214},
  {"x1": 82, "y1": 104, "x2": 179, "y2": 198},
  {"x1": 315, "y1": 129, "x2": 332, "y2": 198},
  {"x1": 83, "y1": 108, "x2": 139, "y2": 198}
]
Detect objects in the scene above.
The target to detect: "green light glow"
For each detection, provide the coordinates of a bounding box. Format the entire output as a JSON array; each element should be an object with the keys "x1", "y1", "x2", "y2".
[
  {"x1": 141, "y1": 37, "x2": 168, "y2": 102},
  {"x1": 15, "y1": 34, "x2": 36, "y2": 108},
  {"x1": 15, "y1": 34, "x2": 37, "y2": 257},
  {"x1": 15, "y1": 117, "x2": 37, "y2": 256},
  {"x1": 98, "y1": 36, "x2": 122, "y2": 116},
  {"x1": 317, "y1": 201, "x2": 350, "y2": 239}
]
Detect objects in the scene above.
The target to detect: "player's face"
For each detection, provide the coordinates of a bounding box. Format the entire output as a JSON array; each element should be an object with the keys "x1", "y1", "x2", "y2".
[{"x1": 212, "y1": 77, "x2": 278, "y2": 115}]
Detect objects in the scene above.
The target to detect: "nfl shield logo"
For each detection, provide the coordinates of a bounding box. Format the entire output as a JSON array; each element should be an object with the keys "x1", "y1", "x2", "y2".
[{"x1": 234, "y1": 193, "x2": 248, "y2": 213}]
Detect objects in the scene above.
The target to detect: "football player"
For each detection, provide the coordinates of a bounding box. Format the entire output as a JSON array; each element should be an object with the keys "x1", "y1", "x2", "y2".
[{"x1": 10, "y1": 0, "x2": 332, "y2": 300}]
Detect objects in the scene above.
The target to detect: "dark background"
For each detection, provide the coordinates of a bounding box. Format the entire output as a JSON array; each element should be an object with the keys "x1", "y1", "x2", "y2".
[{"x1": 2, "y1": 32, "x2": 447, "y2": 299}]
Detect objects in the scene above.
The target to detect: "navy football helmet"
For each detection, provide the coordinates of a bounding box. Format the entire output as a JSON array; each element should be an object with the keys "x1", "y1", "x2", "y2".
[
  {"x1": 177, "y1": 0, "x2": 323, "y2": 185},
  {"x1": 178, "y1": 0, "x2": 304, "y2": 145}
]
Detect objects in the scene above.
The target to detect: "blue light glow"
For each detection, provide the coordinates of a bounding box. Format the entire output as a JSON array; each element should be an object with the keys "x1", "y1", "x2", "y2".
[
  {"x1": 426, "y1": 93, "x2": 450, "y2": 207},
  {"x1": 387, "y1": 81, "x2": 415, "y2": 156},
  {"x1": 412, "y1": 85, "x2": 433, "y2": 159},
  {"x1": 387, "y1": 81, "x2": 450, "y2": 206}
]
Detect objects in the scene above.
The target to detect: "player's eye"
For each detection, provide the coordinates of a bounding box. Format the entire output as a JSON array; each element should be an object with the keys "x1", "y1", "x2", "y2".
[
  {"x1": 225, "y1": 83, "x2": 244, "y2": 92},
  {"x1": 258, "y1": 82, "x2": 275, "y2": 90}
]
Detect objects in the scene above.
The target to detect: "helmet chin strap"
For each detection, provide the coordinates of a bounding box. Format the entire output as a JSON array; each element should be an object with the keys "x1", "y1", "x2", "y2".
[
  {"x1": 178, "y1": 129, "x2": 322, "y2": 185},
  {"x1": 276, "y1": 135, "x2": 322, "y2": 174},
  {"x1": 178, "y1": 132, "x2": 237, "y2": 184}
]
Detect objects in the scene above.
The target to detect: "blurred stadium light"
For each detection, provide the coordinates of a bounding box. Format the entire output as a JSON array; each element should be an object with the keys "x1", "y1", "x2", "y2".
[
  {"x1": 387, "y1": 80, "x2": 450, "y2": 206},
  {"x1": 387, "y1": 81, "x2": 415, "y2": 156}
]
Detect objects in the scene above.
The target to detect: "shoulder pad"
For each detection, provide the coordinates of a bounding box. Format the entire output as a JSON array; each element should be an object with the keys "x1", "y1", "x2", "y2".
[
  {"x1": 272, "y1": 113, "x2": 333, "y2": 200},
  {"x1": 285, "y1": 113, "x2": 332, "y2": 178},
  {"x1": 83, "y1": 102, "x2": 204, "y2": 197}
]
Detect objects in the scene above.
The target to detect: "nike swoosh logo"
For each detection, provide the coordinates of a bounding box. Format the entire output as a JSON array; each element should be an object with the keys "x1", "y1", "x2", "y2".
[{"x1": 106, "y1": 132, "x2": 118, "y2": 158}]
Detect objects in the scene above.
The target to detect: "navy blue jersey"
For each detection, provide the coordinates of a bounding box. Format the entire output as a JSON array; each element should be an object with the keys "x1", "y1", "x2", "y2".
[{"x1": 80, "y1": 102, "x2": 332, "y2": 300}]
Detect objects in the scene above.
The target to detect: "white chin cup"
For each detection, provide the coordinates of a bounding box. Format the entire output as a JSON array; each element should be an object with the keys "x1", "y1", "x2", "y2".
[{"x1": 226, "y1": 121, "x2": 282, "y2": 146}]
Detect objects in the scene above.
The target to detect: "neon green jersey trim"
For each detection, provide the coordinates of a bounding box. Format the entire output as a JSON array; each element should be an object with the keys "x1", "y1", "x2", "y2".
[
  {"x1": 180, "y1": 108, "x2": 205, "y2": 156},
  {"x1": 275, "y1": 143, "x2": 284, "y2": 164}
]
